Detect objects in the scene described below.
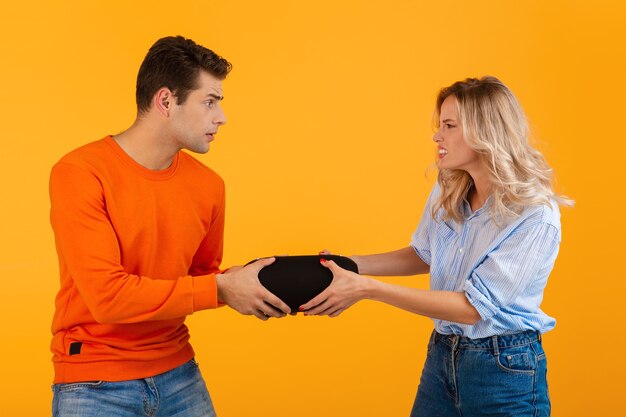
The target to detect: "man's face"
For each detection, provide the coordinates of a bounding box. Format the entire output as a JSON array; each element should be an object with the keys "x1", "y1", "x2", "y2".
[{"x1": 169, "y1": 70, "x2": 226, "y2": 154}]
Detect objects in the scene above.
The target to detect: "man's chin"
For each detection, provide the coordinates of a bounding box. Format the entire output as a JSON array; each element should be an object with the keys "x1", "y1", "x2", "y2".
[{"x1": 186, "y1": 143, "x2": 211, "y2": 154}]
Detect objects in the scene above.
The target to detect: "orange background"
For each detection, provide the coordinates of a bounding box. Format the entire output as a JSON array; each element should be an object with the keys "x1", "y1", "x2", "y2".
[{"x1": 0, "y1": 1, "x2": 624, "y2": 415}]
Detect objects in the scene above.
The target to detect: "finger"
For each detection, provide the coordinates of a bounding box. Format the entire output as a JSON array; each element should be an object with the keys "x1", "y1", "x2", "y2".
[
  {"x1": 329, "y1": 308, "x2": 344, "y2": 318},
  {"x1": 321, "y1": 259, "x2": 343, "y2": 273},
  {"x1": 319, "y1": 249, "x2": 332, "y2": 255},
  {"x1": 261, "y1": 301, "x2": 286, "y2": 318},
  {"x1": 299, "y1": 288, "x2": 330, "y2": 312},
  {"x1": 263, "y1": 291, "x2": 291, "y2": 314},
  {"x1": 254, "y1": 310, "x2": 269, "y2": 321},
  {"x1": 314, "y1": 300, "x2": 344, "y2": 316},
  {"x1": 304, "y1": 299, "x2": 334, "y2": 316}
]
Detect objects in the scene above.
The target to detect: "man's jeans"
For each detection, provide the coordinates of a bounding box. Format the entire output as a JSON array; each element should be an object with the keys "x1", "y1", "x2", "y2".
[
  {"x1": 52, "y1": 358, "x2": 216, "y2": 417},
  {"x1": 411, "y1": 330, "x2": 551, "y2": 417}
]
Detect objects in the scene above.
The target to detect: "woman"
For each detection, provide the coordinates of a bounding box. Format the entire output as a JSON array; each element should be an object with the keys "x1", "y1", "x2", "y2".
[{"x1": 300, "y1": 76, "x2": 572, "y2": 416}]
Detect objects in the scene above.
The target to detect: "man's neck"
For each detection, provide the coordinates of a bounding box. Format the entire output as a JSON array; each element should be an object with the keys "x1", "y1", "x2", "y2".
[{"x1": 113, "y1": 119, "x2": 179, "y2": 170}]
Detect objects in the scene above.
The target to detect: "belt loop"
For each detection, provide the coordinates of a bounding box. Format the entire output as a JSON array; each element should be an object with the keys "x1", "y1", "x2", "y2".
[
  {"x1": 491, "y1": 335, "x2": 499, "y2": 355},
  {"x1": 537, "y1": 331, "x2": 542, "y2": 342}
]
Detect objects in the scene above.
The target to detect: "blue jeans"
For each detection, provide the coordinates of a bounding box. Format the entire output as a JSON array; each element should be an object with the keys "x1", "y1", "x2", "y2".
[
  {"x1": 411, "y1": 330, "x2": 550, "y2": 417},
  {"x1": 52, "y1": 358, "x2": 216, "y2": 417}
]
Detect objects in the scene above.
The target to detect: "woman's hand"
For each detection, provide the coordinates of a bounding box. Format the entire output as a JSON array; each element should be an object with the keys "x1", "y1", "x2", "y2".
[{"x1": 299, "y1": 258, "x2": 371, "y2": 318}]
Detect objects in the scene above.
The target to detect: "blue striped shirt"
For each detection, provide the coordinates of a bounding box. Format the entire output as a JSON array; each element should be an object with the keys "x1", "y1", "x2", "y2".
[{"x1": 410, "y1": 183, "x2": 560, "y2": 338}]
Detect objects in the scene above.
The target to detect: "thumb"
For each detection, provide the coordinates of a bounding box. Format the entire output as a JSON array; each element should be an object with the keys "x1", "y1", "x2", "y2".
[
  {"x1": 320, "y1": 258, "x2": 339, "y2": 273},
  {"x1": 250, "y1": 256, "x2": 276, "y2": 272}
]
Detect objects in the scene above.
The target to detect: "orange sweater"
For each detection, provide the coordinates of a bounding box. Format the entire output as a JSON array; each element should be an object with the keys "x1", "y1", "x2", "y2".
[{"x1": 49, "y1": 136, "x2": 224, "y2": 383}]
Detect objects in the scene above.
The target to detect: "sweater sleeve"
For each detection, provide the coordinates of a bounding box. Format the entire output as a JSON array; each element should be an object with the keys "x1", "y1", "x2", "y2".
[
  {"x1": 188, "y1": 180, "x2": 225, "y2": 310},
  {"x1": 50, "y1": 162, "x2": 219, "y2": 324}
]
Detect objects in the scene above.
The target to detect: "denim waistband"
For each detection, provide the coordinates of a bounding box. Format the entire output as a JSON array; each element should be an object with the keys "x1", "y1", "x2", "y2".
[{"x1": 433, "y1": 329, "x2": 541, "y2": 351}]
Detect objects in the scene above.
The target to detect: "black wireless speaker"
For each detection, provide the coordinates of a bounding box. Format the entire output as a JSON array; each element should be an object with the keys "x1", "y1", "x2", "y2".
[{"x1": 246, "y1": 255, "x2": 359, "y2": 313}]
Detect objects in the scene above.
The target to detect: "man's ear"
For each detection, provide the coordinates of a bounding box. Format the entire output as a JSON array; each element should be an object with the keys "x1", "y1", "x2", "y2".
[{"x1": 154, "y1": 87, "x2": 175, "y2": 116}]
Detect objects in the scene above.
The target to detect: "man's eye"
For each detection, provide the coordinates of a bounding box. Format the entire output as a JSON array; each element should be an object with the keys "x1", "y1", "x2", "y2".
[{"x1": 206, "y1": 101, "x2": 215, "y2": 109}]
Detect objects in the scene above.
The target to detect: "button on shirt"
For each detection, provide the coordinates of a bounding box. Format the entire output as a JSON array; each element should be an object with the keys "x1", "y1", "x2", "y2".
[{"x1": 410, "y1": 183, "x2": 560, "y2": 338}]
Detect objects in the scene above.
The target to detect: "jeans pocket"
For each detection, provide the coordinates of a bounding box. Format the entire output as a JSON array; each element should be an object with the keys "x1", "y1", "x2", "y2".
[
  {"x1": 495, "y1": 345, "x2": 536, "y2": 375},
  {"x1": 57, "y1": 381, "x2": 106, "y2": 392}
]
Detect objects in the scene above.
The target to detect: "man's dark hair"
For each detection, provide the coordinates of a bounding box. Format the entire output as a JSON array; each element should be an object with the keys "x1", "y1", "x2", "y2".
[{"x1": 136, "y1": 36, "x2": 232, "y2": 114}]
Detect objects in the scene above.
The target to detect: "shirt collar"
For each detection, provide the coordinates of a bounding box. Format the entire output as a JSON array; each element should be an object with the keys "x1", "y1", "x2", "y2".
[{"x1": 462, "y1": 195, "x2": 493, "y2": 220}]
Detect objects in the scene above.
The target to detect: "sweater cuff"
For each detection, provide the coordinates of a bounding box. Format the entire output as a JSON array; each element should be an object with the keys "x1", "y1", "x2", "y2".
[{"x1": 192, "y1": 274, "x2": 218, "y2": 311}]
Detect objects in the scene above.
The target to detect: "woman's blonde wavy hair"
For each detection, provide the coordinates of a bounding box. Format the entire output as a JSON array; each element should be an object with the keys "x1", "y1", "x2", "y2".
[{"x1": 432, "y1": 76, "x2": 573, "y2": 223}]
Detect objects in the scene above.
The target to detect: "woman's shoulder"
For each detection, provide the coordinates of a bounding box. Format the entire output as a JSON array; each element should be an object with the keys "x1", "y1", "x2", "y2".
[
  {"x1": 423, "y1": 181, "x2": 443, "y2": 208},
  {"x1": 515, "y1": 200, "x2": 561, "y2": 233}
]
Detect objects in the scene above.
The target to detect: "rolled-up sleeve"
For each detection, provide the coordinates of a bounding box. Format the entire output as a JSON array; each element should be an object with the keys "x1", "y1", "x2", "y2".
[{"x1": 463, "y1": 222, "x2": 560, "y2": 320}]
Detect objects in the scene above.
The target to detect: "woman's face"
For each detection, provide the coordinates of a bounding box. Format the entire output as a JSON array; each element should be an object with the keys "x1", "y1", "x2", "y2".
[{"x1": 433, "y1": 95, "x2": 481, "y2": 173}]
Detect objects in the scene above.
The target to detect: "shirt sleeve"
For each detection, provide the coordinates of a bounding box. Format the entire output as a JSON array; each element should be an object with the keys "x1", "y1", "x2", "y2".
[
  {"x1": 50, "y1": 162, "x2": 220, "y2": 325},
  {"x1": 463, "y1": 220, "x2": 560, "y2": 320},
  {"x1": 410, "y1": 184, "x2": 440, "y2": 265}
]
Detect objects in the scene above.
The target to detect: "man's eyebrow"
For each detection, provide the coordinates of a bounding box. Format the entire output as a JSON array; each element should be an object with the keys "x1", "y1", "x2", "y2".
[{"x1": 206, "y1": 93, "x2": 224, "y2": 100}]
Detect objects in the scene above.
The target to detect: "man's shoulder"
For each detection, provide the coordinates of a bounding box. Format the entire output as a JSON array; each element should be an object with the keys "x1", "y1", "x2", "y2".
[
  {"x1": 54, "y1": 136, "x2": 112, "y2": 170},
  {"x1": 179, "y1": 152, "x2": 224, "y2": 185}
]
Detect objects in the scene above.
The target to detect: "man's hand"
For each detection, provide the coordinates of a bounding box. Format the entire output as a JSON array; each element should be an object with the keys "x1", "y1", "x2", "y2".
[{"x1": 216, "y1": 257, "x2": 291, "y2": 320}]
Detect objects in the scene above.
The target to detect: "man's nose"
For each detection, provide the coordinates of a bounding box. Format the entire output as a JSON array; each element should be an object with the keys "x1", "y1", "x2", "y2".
[{"x1": 215, "y1": 106, "x2": 226, "y2": 126}]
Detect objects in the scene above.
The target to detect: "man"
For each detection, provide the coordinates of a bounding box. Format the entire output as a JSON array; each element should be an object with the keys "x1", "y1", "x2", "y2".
[{"x1": 49, "y1": 36, "x2": 290, "y2": 417}]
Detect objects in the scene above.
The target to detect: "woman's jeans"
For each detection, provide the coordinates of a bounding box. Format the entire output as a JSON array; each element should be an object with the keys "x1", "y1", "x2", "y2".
[
  {"x1": 52, "y1": 358, "x2": 216, "y2": 417},
  {"x1": 411, "y1": 330, "x2": 550, "y2": 417}
]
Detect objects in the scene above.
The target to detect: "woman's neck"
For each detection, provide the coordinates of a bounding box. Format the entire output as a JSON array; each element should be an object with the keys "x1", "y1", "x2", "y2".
[{"x1": 467, "y1": 171, "x2": 492, "y2": 212}]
